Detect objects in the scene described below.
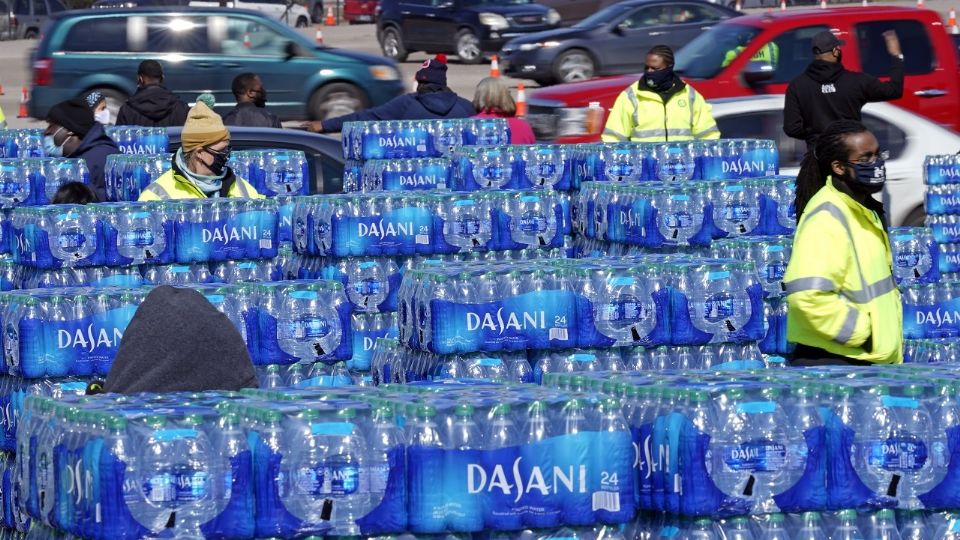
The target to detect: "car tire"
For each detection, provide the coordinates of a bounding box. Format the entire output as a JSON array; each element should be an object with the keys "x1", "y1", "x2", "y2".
[
  {"x1": 308, "y1": 82, "x2": 369, "y2": 121},
  {"x1": 553, "y1": 49, "x2": 595, "y2": 83},
  {"x1": 902, "y1": 205, "x2": 926, "y2": 228},
  {"x1": 380, "y1": 27, "x2": 408, "y2": 62},
  {"x1": 87, "y1": 87, "x2": 128, "y2": 124},
  {"x1": 296, "y1": 16, "x2": 310, "y2": 27},
  {"x1": 23, "y1": 28, "x2": 37, "y2": 39},
  {"x1": 455, "y1": 29, "x2": 482, "y2": 64}
]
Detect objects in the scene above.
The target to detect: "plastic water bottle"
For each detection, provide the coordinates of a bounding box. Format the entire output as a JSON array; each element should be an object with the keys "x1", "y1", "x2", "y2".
[
  {"x1": 367, "y1": 406, "x2": 404, "y2": 513},
  {"x1": 796, "y1": 512, "x2": 828, "y2": 540},
  {"x1": 868, "y1": 509, "x2": 903, "y2": 540},
  {"x1": 444, "y1": 403, "x2": 483, "y2": 532},
  {"x1": 758, "y1": 513, "x2": 790, "y2": 540},
  {"x1": 655, "y1": 144, "x2": 696, "y2": 182},
  {"x1": 276, "y1": 288, "x2": 343, "y2": 361},
  {"x1": 439, "y1": 196, "x2": 493, "y2": 251},
  {"x1": 898, "y1": 510, "x2": 930, "y2": 540},
  {"x1": 712, "y1": 182, "x2": 760, "y2": 237},
  {"x1": 686, "y1": 517, "x2": 721, "y2": 540},
  {"x1": 722, "y1": 516, "x2": 757, "y2": 540},
  {"x1": 407, "y1": 405, "x2": 446, "y2": 534},
  {"x1": 508, "y1": 194, "x2": 557, "y2": 248},
  {"x1": 833, "y1": 509, "x2": 866, "y2": 540}
]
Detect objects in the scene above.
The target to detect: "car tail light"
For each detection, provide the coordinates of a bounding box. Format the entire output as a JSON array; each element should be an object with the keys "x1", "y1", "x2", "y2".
[
  {"x1": 33, "y1": 58, "x2": 53, "y2": 86},
  {"x1": 10, "y1": 13, "x2": 16, "y2": 29}
]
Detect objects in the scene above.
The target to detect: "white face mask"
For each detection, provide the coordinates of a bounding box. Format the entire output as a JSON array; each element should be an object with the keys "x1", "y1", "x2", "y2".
[{"x1": 94, "y1": 109, "x2": 110, "y2": 125}]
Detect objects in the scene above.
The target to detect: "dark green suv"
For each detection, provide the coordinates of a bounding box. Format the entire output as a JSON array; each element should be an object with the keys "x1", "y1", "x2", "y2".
[{"x1": 29, "y1": 7, "x2": 405, "y2": 121}]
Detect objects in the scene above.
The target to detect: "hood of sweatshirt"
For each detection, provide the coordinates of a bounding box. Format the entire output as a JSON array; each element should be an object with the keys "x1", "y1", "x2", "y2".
[
  {"x1": 416, "y1": 91, "x2": 462, "y2": 115},
  {"x1": 125, "y1": 84, "x2": 187, "y2": 122},
  {"x1": 805, "y1": 59, "x2": 846, "y2": 84}
]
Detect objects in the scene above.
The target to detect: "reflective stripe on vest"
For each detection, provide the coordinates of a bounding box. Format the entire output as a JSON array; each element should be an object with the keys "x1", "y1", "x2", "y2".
[
  {"x1": 235, "y1": 179, "x2": 251, "y2": 198},
  {"x1": 835, "y1": 305, "x2": 859, "y2": 345},
  {"x1": 603, "y1": 127, "x2": 628, "y2": 141},
  {"x1": 688, "y1": 86, "x2": 695, "y2": 130},
  {"x1": 145, "y1": 183, "x2": 172, "y2": 200}
]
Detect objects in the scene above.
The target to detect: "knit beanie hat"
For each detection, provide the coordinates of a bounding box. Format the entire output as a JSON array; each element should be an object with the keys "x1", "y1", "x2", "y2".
[
  {"x1": 47, "y1": 98, "x2": 96, "y2": 138},
  {"x1": 181, "y1": 101, "x2": 229, "y2": 153},
  {"x1": 415, "y1": 54, "x2": 448, "y2": 87}
]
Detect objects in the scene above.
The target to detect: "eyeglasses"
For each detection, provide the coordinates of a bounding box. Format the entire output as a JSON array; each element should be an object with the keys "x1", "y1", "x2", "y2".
[
  {"x1": 205, "y1": 145, "x2": 232, "y2": 157},
  {"x1": 849, "y1": 149, "x2": 889, "y2": 166}
]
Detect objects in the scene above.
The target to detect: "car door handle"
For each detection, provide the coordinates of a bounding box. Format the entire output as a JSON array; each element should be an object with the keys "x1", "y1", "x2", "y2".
[
  {"x1": 223, "y1": 63, "x2": 243, "y2": 68},
  {"x1": 648, "y1": 31, "x2": 664, "y2": 36},
  {"x1": 400, "y1": 10, "x2": 410, "y2": 14},
  {"x1": 915, "y1": 89, "x2": 948, "y2": 97},
  {"x1": 192, "y1": 62, "x2": 215, "y2": 68},
  {"x1": 700, "y1": 25, "x2": 713, "y2": 30}
]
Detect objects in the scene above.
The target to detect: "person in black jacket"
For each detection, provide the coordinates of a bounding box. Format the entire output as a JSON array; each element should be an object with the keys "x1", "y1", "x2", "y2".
[
  {"x1": 303, "y1": 54, "x2": 474, "y2": 133},
  {"x1": 115, "y1": 60, "x2": 190, "y2": 128},
  {"x1": 45, "y1": 98, "x2": 121, "y2": 201},
  {"x1": 784, "y1": 30, "x2": 903, "y2": 150},
  {"x1": 223, "y1": 72, "x2": 282, "y2": 129}
]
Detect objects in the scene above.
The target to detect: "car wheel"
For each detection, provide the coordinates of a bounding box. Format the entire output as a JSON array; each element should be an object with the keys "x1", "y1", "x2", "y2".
[
  {"x1": 902, "y1": 205, "x2": 926, "y2": 228},
  {"x1": 23, "y1": 28, "x2": 37, "y2": 39},
  {"x1": 380, "y1": 27, "x2": 408, "y2": 62},
  {"x1": 455, "y1": 30, "x2": 482, "y2": 64},
  {"x1": 296, "y1": 16, "x2": 309, "y2": 27},
  {"x1": 308, "y1": 82, "x2": 369, "y2": 121},
  {"x1": 88, "y1": 87, "x2": 128, "y2": 124},
  {"x1": 554, "y1": 49, "x2": 595, "y2": 83}
]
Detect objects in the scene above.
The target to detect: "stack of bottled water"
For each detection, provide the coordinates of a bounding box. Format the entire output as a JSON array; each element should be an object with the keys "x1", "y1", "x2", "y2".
[
  {"x1": 904, "y1": 338, "x2": 960, "y2": 363},
  {"x1": 9, "y1": 199, "x2": 279, "y2": 268},
  {"x1": 103, "y1": 153, "x2": 171, "y2": 202},
  {"x1": 104, "y1": 126, "x2": 169, "y2": 155},
  {"x1": 901, "y1": 280, "x2": 960, "y2": 339},
  {"x1": 0, "y1": 158, "x2": 91, "y2": 207},
  {"x1": 12, "y1": 380, "x2": 640, "y2": 538},
  {"x1": 396, "y1": 255, "x2": 764, "y2": 356},
  {"x1": 926, "y1": 155, "x2": 960, "y2": 278},
  {"x1": 0, "y1": 130, "x2": 44, "y2": 159},
  {"x1": 713, "y1": 236, "x2": 793, "y2": 355},
  {"x1": 229, "y1": 149, "x2": 309, "y2": 197},
  {"x1": 543, "y1": 364, "x2": 960, "y2": 522},
  {"x1": 448, "y1": 145, "x2": 578, "y2": 192},
  {"x1": 574, "y1": 176, "x2": 796, "y2": 250},
  {"x1": 354, "y1": 158, "x2": 453, "y2": 192}
]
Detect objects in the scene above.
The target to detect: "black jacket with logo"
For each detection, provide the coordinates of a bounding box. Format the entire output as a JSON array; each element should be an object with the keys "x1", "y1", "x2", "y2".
[
  {"x1": 783, "y1": 58, "x2": 904, "y2": 149},
  {"x1": 115, "y1": 84, "x2": 190, "y2": 128}
]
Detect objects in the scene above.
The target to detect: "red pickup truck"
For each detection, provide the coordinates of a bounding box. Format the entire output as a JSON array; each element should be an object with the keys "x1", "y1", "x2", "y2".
[{"x1": 526, "y1": 6, "x2": 960, "y2": 143}]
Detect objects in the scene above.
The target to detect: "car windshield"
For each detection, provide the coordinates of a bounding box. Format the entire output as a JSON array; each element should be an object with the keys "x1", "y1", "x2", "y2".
[
  {"x1": 572, "y1": 3, "x2": 633, "y2": 28},
  {"x1": 460, "y1": 0, "x2": 531, "y2": 5},
  {"x1": 676, "y1": 23, "x2": 762, "y2": 79}
]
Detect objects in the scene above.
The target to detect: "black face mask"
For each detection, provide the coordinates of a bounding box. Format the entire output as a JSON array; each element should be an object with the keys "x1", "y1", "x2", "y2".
[
  {"x1": 843, "y1": 158, "x2": 886, "y2": 194},
  {"x1": 204, "y1": 146, "x2": 231, "y2": 177},
  {"x1": 642, "y1": 67, "x2": 674, "y2": 92},
  {"x1": 835, "y1": 49, "x2": 843, "y2": 64},
  {"x1": 252, "y1": 89, "x2": 267, "y2": 108}
]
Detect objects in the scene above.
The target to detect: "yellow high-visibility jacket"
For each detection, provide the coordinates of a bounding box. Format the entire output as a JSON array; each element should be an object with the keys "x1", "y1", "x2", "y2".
[
  {"x1": 721, "y1": 41, "x2": 781, "y2": 68},
  {"x1": 601, "y1": 82, "x2": 720, "y2": 143},
  {"x1": 139, "y1": 168, "x2": 263, "y2": 201},
  {"x1": 784, "y1": 177, "x2": 902, "y2": 364}
]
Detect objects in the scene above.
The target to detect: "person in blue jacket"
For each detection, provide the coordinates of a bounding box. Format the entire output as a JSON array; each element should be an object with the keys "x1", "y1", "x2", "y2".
[{"x1": 303, "y1": 54, "x2": 475, "y2": 133}]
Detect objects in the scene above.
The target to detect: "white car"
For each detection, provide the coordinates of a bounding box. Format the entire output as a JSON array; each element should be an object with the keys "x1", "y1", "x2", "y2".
[
  {"x1": 189, "y1": 0, "x2": 312, "y2": 27},
  {"x1": 711, "y1": 95, "x2": 960, "y2": 227}
]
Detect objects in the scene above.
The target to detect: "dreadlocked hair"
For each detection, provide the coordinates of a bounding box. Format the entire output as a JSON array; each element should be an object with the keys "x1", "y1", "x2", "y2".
[
  {"x1": 794, "y1": 120, "x2": 869, "y2": 222},
  {"x1": 647, "y1": 44, "x2": 675, "y2": 67}
]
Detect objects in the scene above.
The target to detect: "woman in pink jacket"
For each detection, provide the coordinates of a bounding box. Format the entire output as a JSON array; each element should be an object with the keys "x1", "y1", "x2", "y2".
[{"x1": 472, "y1": 77, "x2": 536, "y2": 144}]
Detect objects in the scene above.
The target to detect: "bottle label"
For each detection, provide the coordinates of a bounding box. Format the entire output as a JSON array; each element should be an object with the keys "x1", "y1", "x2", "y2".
[
  {"x1": 602, "y1": 293, "x2": 651, "y2": 324},
  {"x1": 143, "y1": 469, "x2": 210, "y2": 504},
  {"x1": 867, "y1": 436, "x2": 928, "y2": 471},
  {"x1": 763, "y1": 262, "x2": 786, "y2": 283},
  {"x1": 280, "y1": 316, "x2": 331, "y2": 340},
  {"x1": 295, "y1": 461, "x2": 360, "y2": 496},
  {"x1": 383, "y1": 165, "x2": 446, "y2": 191},
  {"x1": 895, "y1": 250, "x2": 925, "y2": 269},
  {"x1": 722, "y1": 439, "x2": 787, "y2": 472},
  {"x1": 519, "y1": 211, "x2": 548, "y2": 234},
  {"x1": 120, "y1": 228, "x2": 155, "y2": 248},
  {"x1": 703, "y1": 293, "x2": 737, "y2": 323}
]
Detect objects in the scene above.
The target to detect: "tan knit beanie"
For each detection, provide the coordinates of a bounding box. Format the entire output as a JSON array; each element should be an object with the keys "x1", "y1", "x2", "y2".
[{"x1": 181, "y1": 101, "x2": 229, "y2": 153}]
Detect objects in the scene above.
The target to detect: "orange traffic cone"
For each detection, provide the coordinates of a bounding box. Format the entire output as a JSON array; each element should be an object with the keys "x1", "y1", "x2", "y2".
[
  {"x1": 734, "y1": 0, "x2": 742, "y2": 11},
  {"x1": 490, "y1": 55, "x2": 500, "y2": 78},
  {"x1": 315, "y1": 26, "x2": 324, "y2": 45},
  {"x1": 17, "y1": 87, "x2": 27, "y2": 118},
  {"x1": 0, "y1": 79, "x2": 6, "y2": 96},
  {"x1": 949, "y1": 8, "x2": 959, "y2": 33},
  {"x1": 325, "y1": 6, "x2": 335, "y2": 26},
  {"x1": 242, "y1": 33, "x2": 251, "y2": 48},
  {"x1": 516, "y1": 82, "x2": 527, "y2": 117}
]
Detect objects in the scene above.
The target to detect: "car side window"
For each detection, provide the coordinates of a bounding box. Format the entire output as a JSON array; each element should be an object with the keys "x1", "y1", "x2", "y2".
[
  {"x1": 61, "y1": 17, "x2": 128, "y2": 52},
  {"x1": 856, "y1": 20, "x2": 934, "y2": 76},
  {"x1": 620, "y1": 5, "x2": 671, "y2": 29},
  {"x1": 47, "y1": 0, "x2": 63, "y2": 11},
  {"x1": 715, "y1": 110, "x2": 806, "y2": 168},
  {"x1": 216, "y1": 17, "x2": 287, "y2": 56},
  {"x1": 671, "y1": 4, "x2": 723, "y2": 24},
  {"x1": 32, "y1": 0, "x2": 45, "y2": 16},
  {"x1": 139, "y1": 16, "x2": 211, "y2": 54},
  {"x1": 12, "y1": 0, "x2": 27, "y2": 15},
  {"x1": 861, "y1": 112, "x2": 907, "y2": 160},
  {"x1": 764, "y1": 25, "x2": 829, "y2": 84}
]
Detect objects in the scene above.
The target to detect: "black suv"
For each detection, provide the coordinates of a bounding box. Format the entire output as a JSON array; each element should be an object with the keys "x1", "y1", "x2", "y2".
[{"x1": 377, "y1": 0, "x2": 560, "y2": 64}]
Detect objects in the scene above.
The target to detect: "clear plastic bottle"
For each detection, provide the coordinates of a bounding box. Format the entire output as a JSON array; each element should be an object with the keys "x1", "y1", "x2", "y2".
[
  {"x1": 833, "y1": 509, "x2": 866, "y2": 540},
  {"x1": 723, "y1": 516, "x2": 757, "y2": 540},
  {"x1": 796, "y1": 512, "x2": 828, "y2": 540},
  {"x1": 868, "y1": 509, "x2": 903, "y2": 540},
  {"x1": 758, "y1": 513, "x2": 790, "y2": 540},
  {"x1": 407, "y1": 405, "x2": 446, "y2": 534}
]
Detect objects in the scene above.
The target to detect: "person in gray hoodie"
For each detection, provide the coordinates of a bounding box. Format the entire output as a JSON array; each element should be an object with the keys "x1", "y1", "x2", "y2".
[{"x1": 103, "y1": 286, "x2": 258, "y2": 394}]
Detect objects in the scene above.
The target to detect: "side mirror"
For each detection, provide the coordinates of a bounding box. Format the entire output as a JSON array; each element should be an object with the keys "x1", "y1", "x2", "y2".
[
  {"x1": 612, "y1": 22, "x2": 627, "y2": 35},
  {"x1": 438, "y1": 1, "x2": 454, "y2": 9},
  {"x1": 284, "y1": 40, "x2": 298, "y2": 61},
  {"x1": 743, "y1": 60, "x2": 775, "y2": 86}
]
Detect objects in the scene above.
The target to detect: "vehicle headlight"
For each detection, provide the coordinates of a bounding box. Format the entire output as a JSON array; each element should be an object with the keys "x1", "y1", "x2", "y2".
[
  {"x1": 369, "y1": 65, "x2": 400, "y2": 81},
  {"x1": 479, "y1": 12, "x2": 510, "y2": 31},
  {"x1": 546, "y1": 8, "x2": 561, "y2": 25},
  {"x1": 519, "y1": 40, "x2": 560, "y2": 51}
]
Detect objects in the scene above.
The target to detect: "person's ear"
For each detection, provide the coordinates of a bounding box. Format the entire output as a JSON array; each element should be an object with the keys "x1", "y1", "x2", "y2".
[{"x1": 831, "y1": 159, "x2": 847, "y2": 178}]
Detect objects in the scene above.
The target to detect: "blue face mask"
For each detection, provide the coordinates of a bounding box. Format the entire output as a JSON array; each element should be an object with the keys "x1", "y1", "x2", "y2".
[
  {"x1": 43, "y1": 135, "x2": 64, "y2": 157},
  {"x1": 845, "y1": 158, "x2": 886, "y2": 194}
]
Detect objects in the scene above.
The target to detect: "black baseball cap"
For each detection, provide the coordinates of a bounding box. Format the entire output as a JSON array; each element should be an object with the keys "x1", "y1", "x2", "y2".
[{"x1": 812, "y1": 31, "x2": 845, "y2": 54}]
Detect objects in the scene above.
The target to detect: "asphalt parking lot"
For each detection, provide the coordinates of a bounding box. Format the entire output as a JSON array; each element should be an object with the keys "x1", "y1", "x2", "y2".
[{"x1": 0, "y1": 0, "x2": 955, "y2": 128}]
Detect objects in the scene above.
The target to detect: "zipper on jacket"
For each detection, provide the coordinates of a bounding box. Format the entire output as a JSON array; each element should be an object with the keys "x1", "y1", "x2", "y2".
[{"x1": 662, "y1": 100, "x2": 669, "y2": 142}]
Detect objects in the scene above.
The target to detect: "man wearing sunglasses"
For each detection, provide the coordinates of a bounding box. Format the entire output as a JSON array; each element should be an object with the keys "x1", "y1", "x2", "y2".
[{"x1": 139, "y1": 101, "x2": 262, "y2": 201}]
